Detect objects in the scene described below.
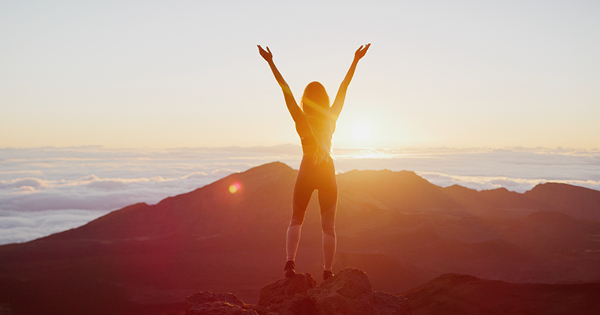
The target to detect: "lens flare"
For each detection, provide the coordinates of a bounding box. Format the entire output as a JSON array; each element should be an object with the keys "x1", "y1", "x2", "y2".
[{"x1": 228, "y1": 182, "x2": 241, "y2": 194}]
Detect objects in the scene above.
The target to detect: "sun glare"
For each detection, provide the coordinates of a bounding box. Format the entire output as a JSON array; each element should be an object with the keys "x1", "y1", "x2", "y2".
[
  {"x1": 229, "y1": 182, "x2": 241, "y2": 194},
  {"x1": 352, "y1": 123, "x2": 371, "y2": 142}
]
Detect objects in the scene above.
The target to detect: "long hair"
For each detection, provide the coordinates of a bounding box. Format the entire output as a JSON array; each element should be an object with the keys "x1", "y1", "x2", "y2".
[{"x1": 301, "y1": 81, "x2": 334, "y2": 164}]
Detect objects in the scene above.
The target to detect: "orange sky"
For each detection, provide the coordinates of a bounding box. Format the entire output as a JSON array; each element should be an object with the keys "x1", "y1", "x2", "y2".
[{"x1": 1, "y1": 1, "x2": 599, "y2": 149}]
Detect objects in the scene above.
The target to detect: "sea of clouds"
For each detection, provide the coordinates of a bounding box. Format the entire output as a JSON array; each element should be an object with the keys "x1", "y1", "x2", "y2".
[{"x1": 1, "y1": 146, "x2": 599, "y2": 244}]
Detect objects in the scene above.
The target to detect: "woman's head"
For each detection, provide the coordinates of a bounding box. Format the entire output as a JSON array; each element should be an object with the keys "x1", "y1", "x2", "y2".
[{"x1": 301, "y1": 81, "x2": 330, "y2": 117}]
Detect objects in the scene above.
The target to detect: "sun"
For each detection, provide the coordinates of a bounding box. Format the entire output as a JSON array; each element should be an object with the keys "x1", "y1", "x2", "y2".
[{"x1": 352, "y1": 123, "x2": 372, "y2": 142}]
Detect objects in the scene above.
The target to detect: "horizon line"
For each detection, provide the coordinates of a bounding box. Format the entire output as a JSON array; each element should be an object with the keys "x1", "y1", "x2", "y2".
[{"x1": 1, "y1": 144, "x2": 599, "y2": 153}]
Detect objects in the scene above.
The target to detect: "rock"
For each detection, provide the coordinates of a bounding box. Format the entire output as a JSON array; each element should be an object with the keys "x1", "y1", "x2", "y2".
[
  {"x1": 185, "y1": 268, "x2": 411, "y2": 315},
  {"x1": 256, "y1": 273, "x2": 318, "y2": 315},
  {"x1": 371, "y1": 291, "x2": 412, "y2": 315},
  {"x1": 258, "y1": 273, "x2": 317, "y2": 307},
  {"x1": 307, "y1": 268, "x2": 372, "y2": 314},
  {"x1": 186, "y1": 291, "x2": 258, "y2": 315},
  {"x1": 307, "y1": 268, "x2": 410, "y2": 315}
]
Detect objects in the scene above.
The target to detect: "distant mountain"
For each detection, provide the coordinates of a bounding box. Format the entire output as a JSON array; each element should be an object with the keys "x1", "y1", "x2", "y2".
[
  {"x1": 525, "y1": 182, "x2": 600, "y2": 221},
  {"x1": 441, "y1": 185, "x2": 550, "y2": 218},
  {"x1": 44, "y1": 161, "x2": 298, "y2": 241},
  {"x1": 1, "y1": 162, "x2": 600, "y2": 315},
  {"x1": 405, "y1": 273, "x2": 600, "y2": 315}
]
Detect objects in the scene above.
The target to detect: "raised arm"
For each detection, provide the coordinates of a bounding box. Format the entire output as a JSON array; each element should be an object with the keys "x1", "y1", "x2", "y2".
[
  {"x1": 258, "y1": 45, "x2": 303, "y2": 122},
  {"x1": 330, "y1": 44, "x2": 371, "y2": 120}
]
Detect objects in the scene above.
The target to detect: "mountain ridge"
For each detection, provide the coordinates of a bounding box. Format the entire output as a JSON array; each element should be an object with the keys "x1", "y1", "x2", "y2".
[
  {"x1": 1, "y1": 161, "x2": 600, "y2": 315},
  {"x1": 40, "y1": 161, "x2": 600, "y2": 242}
]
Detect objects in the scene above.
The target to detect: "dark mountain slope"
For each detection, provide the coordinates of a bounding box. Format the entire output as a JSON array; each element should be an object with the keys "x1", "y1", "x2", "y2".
[
  {"x1": 45, "y1": 162, "x2": 298, "y2": 241},
  {"x1": 404, "y1": 273, "x2": 600, "y2": 315},
  {"x1": 1, "y1": 162, "x2": 600, "y2": 315},
  {"x1": 525, "y1": 182, "x2": 600, "y2": 221}
]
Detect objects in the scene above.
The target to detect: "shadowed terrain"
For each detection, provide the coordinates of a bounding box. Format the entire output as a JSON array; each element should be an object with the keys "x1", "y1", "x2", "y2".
[
  {"x1": 1, "y1": 162, "x2": 599, "y2": 314},
  {"x1": 404, "y1": 273, "x2": 600, "y2": 315}
]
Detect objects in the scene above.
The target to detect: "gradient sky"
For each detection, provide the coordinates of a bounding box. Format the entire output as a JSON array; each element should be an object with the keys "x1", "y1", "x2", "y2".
[{"x1": 2, "y1": 0, "x2": 599, "y2": 149}]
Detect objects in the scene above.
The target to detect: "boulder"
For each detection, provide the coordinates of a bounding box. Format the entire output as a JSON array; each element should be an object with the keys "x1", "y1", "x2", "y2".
[
  {"x1": 258, "y1": 273, "x2": 317, "y2": 307},
  {"x1": 256, "y1": 273, "x2": 318, "y2": 315},
  {"x1": 307, "y1": 268, "x2": 410, "y2": 315}
]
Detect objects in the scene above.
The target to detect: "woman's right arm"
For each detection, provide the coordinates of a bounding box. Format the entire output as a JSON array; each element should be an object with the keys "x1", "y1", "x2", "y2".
[
  {"x1": 330, "y1": 44, "x2": 371, "y2": 120},
  {"x1": 258, "y1": 45, "x2": 302, "y2": 122}
]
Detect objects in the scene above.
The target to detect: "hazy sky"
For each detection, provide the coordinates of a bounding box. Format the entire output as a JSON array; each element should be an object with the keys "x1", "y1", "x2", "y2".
[{"x1": 2, "y1": 0, "x2": 599, "y2": 149}]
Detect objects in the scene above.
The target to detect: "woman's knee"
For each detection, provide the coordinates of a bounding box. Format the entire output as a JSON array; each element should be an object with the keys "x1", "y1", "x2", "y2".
[
  {"x1": 319, "y1": 197, "x2": 336, "y2": 232},
  {"x1": 290, "y1": 201, "x2": 308, "y2": 226},
  {"x1": 322, "y1": 225, "x2": 335, "y2": 236},
  {"x1": 290, "y1": 213, "x2": 305, "y2": 226},
  {"x1": 321, "y1": 212, "x2": 335, "y2": 232}
]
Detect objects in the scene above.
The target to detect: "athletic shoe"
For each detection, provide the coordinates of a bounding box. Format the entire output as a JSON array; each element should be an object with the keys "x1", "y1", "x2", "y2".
[{"x1": 284, "y1": 260, "x2": 296, "y2": 278}]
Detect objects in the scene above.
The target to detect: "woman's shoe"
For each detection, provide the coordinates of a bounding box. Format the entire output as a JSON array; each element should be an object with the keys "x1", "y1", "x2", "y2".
[
  {"x1": 284, "y1": 260, "x2": 296, "y2": 278},
  {"x1": 323, "y1": 270, "x2": 334, "y2": 281}
]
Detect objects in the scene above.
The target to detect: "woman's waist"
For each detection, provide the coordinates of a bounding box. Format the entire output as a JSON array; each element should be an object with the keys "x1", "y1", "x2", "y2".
[{"x1": 300, "y1": 154, "x2": 334, "y2": 166}]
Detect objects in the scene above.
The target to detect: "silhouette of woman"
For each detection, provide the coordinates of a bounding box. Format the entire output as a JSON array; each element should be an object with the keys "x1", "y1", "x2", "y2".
[{"x1": 258, "y1": 44, "x2": 370, "y2": 280}]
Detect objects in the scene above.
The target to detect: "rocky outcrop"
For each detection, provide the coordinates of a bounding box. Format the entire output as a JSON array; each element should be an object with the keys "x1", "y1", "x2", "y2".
[
  {"x1": 186, "y1": 268, "x2": 411, "y2": 315},
  {"x1": 254, "y1": 272, "x2": 318, "y2": 315},
  {"x1": 307, "y1": 268, "x2": 410, "y2": 315},
  {"x1": 186, "y1": 291, "x2": 258, "y2": 315}
]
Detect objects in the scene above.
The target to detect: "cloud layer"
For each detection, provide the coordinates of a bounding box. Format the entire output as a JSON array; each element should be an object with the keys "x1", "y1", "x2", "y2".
[
  {"x1": 0, "y1": 209, "x2": 110, "y2": 245},
  {"x1": 1, "y1": 146, "x2": 599, "y2": 244}
]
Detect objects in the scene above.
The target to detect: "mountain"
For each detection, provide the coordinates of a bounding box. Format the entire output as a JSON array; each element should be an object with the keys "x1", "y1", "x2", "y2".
[
  {"x1": 1, "y1": 162, "x2": 600, "y2": 315},
  {"x1": 525, "y1": 182, "x2": 600, "y2": 221},
  {"x1": 404, "y1": 273, "x2": 600, "y2": 315},
  {"x1": 44, "y1": 161, "x2": 298, "y2": 241}
]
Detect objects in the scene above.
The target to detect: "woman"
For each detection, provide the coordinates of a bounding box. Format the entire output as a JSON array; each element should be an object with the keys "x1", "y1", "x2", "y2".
[{"x1": 258, "y1": 44, "x2": 370, "y2": 280}]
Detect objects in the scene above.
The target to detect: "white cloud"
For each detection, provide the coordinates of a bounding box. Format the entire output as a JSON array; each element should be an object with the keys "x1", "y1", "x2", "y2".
[
  {"x1": 182, "y1": 172, "x2": 208, "y2": 179},
  {"x1": 335, "y1": 147, "x2": 600, "y2": 192},
  {"x1": 79, "y1": 174, "x2": 100, "y2": 181},
  {"x1": 416, "y1": 172, "x2": 560, "y2": 192},
  {"x1": 1, "y1": 146, "x2": 599, "y2": 244},
  {"x1": 86, "y1": 180, "x2": 130, "y2": 190},
  {"x1": 13, "y1": 186, "x2": 37, "y2": 194},
  {"x1": 0, "y1": 177, "x2": 50, "y2": 189},
  {"x1": 0, "y1": 209, "x2": 110, "y2": 244},
  {"x1": 210, "y1": 169, "x2": 238, "y2": 177}
]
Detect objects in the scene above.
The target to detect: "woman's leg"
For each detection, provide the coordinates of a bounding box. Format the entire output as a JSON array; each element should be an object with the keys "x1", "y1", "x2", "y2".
[
  {"x1": 318, "y1": 188, "x2": 338, "y2": 272},
  {"x1": 287, "y1": 175, "x2": 313, "y2": 262}
]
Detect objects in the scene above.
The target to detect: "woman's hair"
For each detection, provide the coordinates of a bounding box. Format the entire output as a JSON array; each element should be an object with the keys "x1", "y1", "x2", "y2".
[{"x1": 301, "y1": 82, "x2": 334, "y2": 163}]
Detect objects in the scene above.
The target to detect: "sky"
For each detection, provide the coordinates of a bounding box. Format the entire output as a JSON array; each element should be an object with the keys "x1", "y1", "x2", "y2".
[
  {"x1": 2, "y1": 0, "x2": 599, "y2": 149},
  {"x1": 1, "y1": 1, "x2": 600, "y2": 245}
]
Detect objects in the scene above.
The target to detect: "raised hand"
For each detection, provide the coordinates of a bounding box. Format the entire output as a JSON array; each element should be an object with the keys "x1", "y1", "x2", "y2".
[
  {"x1": 354, "y1": 43, "x2": 371, "y2": 61},
  {"x1": 257, "y1": 44, "x2": 301, "y2": 120},
  {"x1": 331, "y1": 43, "x2": 370, "y2": 119},
  {"x1": 258, "y1": 45, "x2": 273, "y2": 62}
]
